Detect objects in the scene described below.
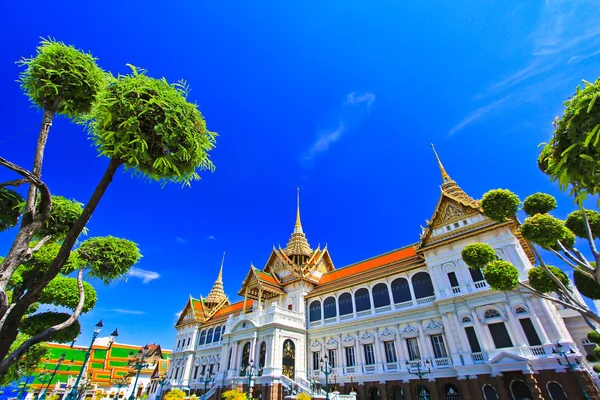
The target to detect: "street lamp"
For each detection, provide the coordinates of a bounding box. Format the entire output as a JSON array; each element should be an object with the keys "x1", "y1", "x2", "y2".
[
  {"x1": 405, "y1": 359, "x2": 431, "y2": 400},
  {"x1": 156, "y1": 375, "x2": 168, "y2": 400},
  {"x1": 128, "y1": 345, "x2": 151, "y2": 400},
  {"x1": 65, "y1": 321, "x2": 118, "y2": 400},
  {"x1": 328, "y1": 371, "x2": 337, "y2": 392},
  {"x1": 320, "y1": 355, "x2": 332, "y2": 400},
  {"x1": 198, "y1": 369, "x2": 214, "y2": 400},
  {"x1": 111, "y1": 377, "x2": 130, "y2": 399},
  {"x1": 17, "y1": 375, "x2": 34, "y2": 400},
  {"x1": 37, "y1": 353, "x2": 66, "y2": 400},
  {"x1": 347, "y1": 373, "x2": 356, "y2": 394},
  {"x1": 553, "y1": 343, "x2": 591, "y2": 400},
  {"x1": 246, "y1": 360, "x2": 254, "y2": 400}
]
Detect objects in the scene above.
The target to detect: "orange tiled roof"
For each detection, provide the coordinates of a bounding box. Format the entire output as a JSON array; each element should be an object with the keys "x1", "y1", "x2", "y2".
[
  {"x1": 255, "y1": 269, "x2": 279, "y2": 285},
  {"x1": 210, "y1": 299, "x2": 254, "y2": 319},
  {"x1": 318, "y1": 246, "x2": 416, "y2": 284}
]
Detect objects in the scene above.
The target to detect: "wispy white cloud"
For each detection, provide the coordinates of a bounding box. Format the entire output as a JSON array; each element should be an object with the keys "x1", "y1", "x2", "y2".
[
  {"x1": 175, "y1": 311, "x2": 182, "y2": 318},
  {"x1": 568, "y1": 49, "x2": 600, "y2": 65},
  {"x1": 301, "y1": 92, "x2": 375, "y2": 166},
  {"x1": 175, "y1": 236, "x2": 188, "y2": 244},
  {"x1": 449, "y1": 97, "x2": 509, "y2": 136},
  {"x1": 109, "y1": 309, "x2": 146, "y2": 315},
  {"x1": 206, "y1": 235, "x2": 216, "y2": 240},
  {"x1": 128, "y1": 267, "x2": 160, "y2": 284}
]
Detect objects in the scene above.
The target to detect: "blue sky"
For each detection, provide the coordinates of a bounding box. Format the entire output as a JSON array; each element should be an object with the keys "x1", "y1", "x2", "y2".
[{"x1": 1, "y1": 1, "x2": 599, "y2": 349}]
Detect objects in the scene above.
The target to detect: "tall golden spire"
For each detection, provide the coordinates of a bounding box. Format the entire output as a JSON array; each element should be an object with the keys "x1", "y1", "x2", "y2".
[
  {"x1": 294, "y1": 187, "x2": 303, "y2": 234},
  {"x1": 285, "y1": 188, "x2": 311, "y2": 259},
  {"x1": 431, "y1": 143, "x2": 451, "y2": 184},
  {"x1": 430, "y1": 144, "x2": 477, "y2": 204},
  {"x1": 205, "y1": 252, "x2": 227, "y2": 308}
]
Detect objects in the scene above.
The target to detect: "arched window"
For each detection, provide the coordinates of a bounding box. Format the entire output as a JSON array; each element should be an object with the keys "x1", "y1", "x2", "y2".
[
  {"x1": 240, "y1": 342, "x2": 251, "y2": 376},
  {"x1": 206, "y1": 328, "x2": 214, "y2": 343},
  {"x1": 461, "y1": 316, "x2": 472, "y2": 323},
  {"x1": 443, "y1": 384, "x2": 459, "y2": 400},
  {"x1": 416, "y1": 385, "x2": 430, "y2": 400},
  {"x1": 258, "y1": 342, "x2": 266, "y2": 376},
  {"x1": 213, "y1": 326, "x2": 221, "y2": 343},
  {"x1": 323, "y1": 297, "x2": 337, "y2": 319},
  {"x1": 482, "y1": 385, "x2": 498, "y2": 400},
  {"x1": 391, "y1": 278, "x2": 411, "y2": 303},
  {"x1": 355, "y1": 288, "x2": 371, "y2": 312},
  {"x1": 338, "y1": 293, "x2": 353, "y2": 316},
  {"x1": 198, "y1": 330, "x2": 207, "y2": 345},
  {"x1": 309, "y1": 301, "x2": 322, "y2": 322},
  {"x1": 510, "y1": 381, "x2": 533, "y2": 400},
  {"x1": 389, "y1": 386, "x2": 404, "y2": 400},
  {"x1": 484, "y1": 309, "x2": 501, "y2": 319},
  {"x1": 372, "y1": 283, "x2": 391, "y2": 308},
  {"x1": 412, "y1": 272, "x2": 434, "y2": 299},
  {"x1": 547, "y1": 382, "x2": 567, "y2": 400},
  {"x1": 515, "y1": 307, "x2": 528, "y2": 314}
]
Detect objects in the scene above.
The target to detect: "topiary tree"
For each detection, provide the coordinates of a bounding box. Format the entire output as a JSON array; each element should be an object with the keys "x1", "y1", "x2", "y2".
[
  {"x1": 0, "y1": 39, "x2": 216, "y2": 376},
  {"x1": 461, "y1": 188, "x2": 600, "y2": 328}
]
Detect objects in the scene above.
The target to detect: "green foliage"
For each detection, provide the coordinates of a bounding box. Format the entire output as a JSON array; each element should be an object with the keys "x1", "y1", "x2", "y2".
[
  {"x1": 164, "y1": 389, "x2": 186, "y2": 400},
  {"x1": 461, "y1": 243, "x2": 497, "y2": 269},
  {"x1": 10, "y1": 244, "x2": 83, "y2": 289},
  {"x1": 35, "y1": 196, "x2": 85, "y2": 241},
  {"x1": 0, "y1": 188, "x2": 24, "y2": 231},
  {"x1": 520, "y1": 213, "x2": 573, "y2": 249},
  {"x1": 297, "y1": 393, "x2": 312, "y2": 400},
  {"x1": 221, "y1": 390, "x2": 246, "y2": 400},
  {"x1": 20, "y1": 312, "x2": 81, "y2": 343},
  {"x1": 588, "y1": 330, "x2": 600, "y2": 345},
  {"x1": 522, "y1": 193, "x2": 557, "y2": 216},
  {"x1": 0, "y1": 334, "x2": 49, "y2": 386},
  {"x1": 18, "y1": 38, "x2": 106, "y2": 117},
  {"x1": 38, "y1": 275, "x2": 97, "y2": 312},
  {"x1": 78, "y1": 236, "x2": 141, "y2": 284},
  {"x1": 483, "y1": 260, "x2": 520, "y2": 291},
  {"x1": 574, "y1": 266, "x2": 600, "y2": 300},
  {"x1": 480, "y1": 189, "x2": 520, "y2": 222},
  {"x1": 527, "y1": 266, "x2": 569, "y2": 293},
  {"x1": 88, "y1": 67, "x2": 217, "y2": 184},
  {"x1": 595, "y1": 346, "x2": 600, "y2": 359},
  {"x1": 594, "y1": 364, "x2": 600, "y2": 373},
  {"x1": 565, "y1": 209, "x2": 600, "y2": 239},
  {"x1": 538, "y1": 78, "x2": 600, "y2": 195}
]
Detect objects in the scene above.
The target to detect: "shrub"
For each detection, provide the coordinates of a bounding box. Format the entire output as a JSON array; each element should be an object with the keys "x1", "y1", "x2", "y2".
[
  {"x1": 20, "y1": 312, "x2": 81, "y2": 342},
  {"x1": 0, "y1": 188, "x2": 24, "y2": 232},
  {"x1": 520, "y1": 214, "x2": 571, "y2": 249},
  {"x1": 574, "y1": 266, "x2": 600, "y2": 300},
  {"x1": 588, "y1": 330, "x2": 600, "y2": 345},
  {"x1": 480, "y1": 189, "x2": 520, "y2": 222},
  {"x1": 222, "y1": 390, "x2": 246, "y2": 400},
  {"x1": 565, "y1": 209, "x2": 600, "y2": 239},
  {"x1": 297, "y1": 393, "x2": 312, "y2": 400},
  {"x1": 461, "y1": 243, "x2": 497, "y2": 269},
  {"x1": 522, "y1": 193, "x2": 557, "y2": 216},
  {"x1": 35, "y1": 196, "x2": 84, "y2": 241},
  {"x1": 483, "y1": 260, "x2": 520, "y2": 291},
  {"x1": 527, "y1": 266, "x2": 569, "y2": 293}
]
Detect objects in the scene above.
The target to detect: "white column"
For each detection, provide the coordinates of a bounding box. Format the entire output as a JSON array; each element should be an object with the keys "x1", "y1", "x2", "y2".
[
  {"x1": 502, "y1": 302, "x2": 527, "y2": 346},
  {"x1": 417, "y1": 323, "x2": 433, "y2": 360},
  {"x1": 522, "y1": 298, "x2": 550, "y2": 344},
  {"x1": 472, "y1": 311, "x2": 494, "y2": 351}
]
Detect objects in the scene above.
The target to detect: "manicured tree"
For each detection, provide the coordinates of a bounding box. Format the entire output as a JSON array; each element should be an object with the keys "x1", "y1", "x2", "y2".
[
  {"x1": 461, "y1": 189, "x2": 600, "y2": 327},
  {"x1": 0, "y1": 39, "x2": 216, "y2": 376}
]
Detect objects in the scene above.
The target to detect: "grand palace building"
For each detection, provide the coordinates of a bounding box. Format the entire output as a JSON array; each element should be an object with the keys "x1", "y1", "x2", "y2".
[{"x1": 166, "y1": 148, "x2": 600, "y2": 400}]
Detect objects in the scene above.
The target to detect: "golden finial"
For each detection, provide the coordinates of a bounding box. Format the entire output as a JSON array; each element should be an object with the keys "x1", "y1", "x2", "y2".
[
  {"x1": 217, "y1": 252, "x2": 225, "y2": 282},
  {"x1": 294, "y1": 187, "x2": 303, "y2": 234},
  {"x1": 431, "y1": 144, "x2": 452, "y2": 184}
]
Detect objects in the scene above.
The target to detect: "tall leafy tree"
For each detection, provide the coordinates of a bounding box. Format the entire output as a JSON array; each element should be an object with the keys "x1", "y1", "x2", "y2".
[{"x1": 0, "y1": 39, "x2": 216, "y2": 376}]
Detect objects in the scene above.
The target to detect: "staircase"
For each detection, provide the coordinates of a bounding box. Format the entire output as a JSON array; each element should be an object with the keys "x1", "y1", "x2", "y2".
[
  {"x1": 280, "y1": 375, "x2": 326, "y2": 397},
  {"x1": 203, "y1": 386, "x2": 217, "y2": 400}
]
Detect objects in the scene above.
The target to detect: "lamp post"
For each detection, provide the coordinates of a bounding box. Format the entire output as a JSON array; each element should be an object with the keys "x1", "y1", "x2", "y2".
[
  {"x1": 328, "y1": 371, "x2": 337, "y2": 392},
  {"x1": 246, "y1": 360, "x2": 254, "y2": 400},
  {"x1": 198, "y1": 370, "x2": 214, "y2": 400},
  {"x1": 128, "y1": 345, "x2": 151, "y2": 400},
  {"x1": 347, "y1": 373, "x2": 356, "y2": 394},
  {"x1": 111, "y1": 377, "x2": 130, "y2": 399},
  {"x1": 156, "y1": 375, "x2": 168, "y2": 400},
  {"x1": 553, "y1": 343, "x2": 591, "y2": 400},
  {"x1": 320, "y1": 355, "x2": 332, "y2": 400},
  {"x1": 405, "y1": 359, "x2": 431, "y2": 400},
  {"x1": 17, "y1": 375, "x2": 34, "y2": 400},
  {"x1": 65, "y1": 321, "x2": 118, "y2": 400},
  {"x1": 38, "y1": 353, "x2": 66, "y2": 400}
]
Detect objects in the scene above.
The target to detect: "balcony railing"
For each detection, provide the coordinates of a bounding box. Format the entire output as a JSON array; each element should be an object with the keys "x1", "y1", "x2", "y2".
[{"x1": 471, "y1": 352, "x2": 485, "y2": 364}]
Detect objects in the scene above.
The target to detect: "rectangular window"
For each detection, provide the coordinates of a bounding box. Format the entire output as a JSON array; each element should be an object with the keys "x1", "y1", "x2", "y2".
[
  {"x1": 364, "y1": 344, "x2": 375, "y2": 365},
  {"x1": 384, "y1": 341, "x2": 397, "y2": 363},
  {"x1": 193, "y1": 366, "x2": 199, "y2": 379},
  {"x1": 328, "y1": 349, "x2": 336, "y2": 368},
  {"x1": 345, "y1": 347, "x2": 355, "y2": 367},
  {"x1": 312, "y1": 351, "x2": 320, "y2": 371},
  {"x1": 469, "y1": 267, "x2": 485, "y2": 282},
  {"x1": 406, "y1": 338, "x2": 421, "y2": 360},
  {"x1": 430, "y1": 334, "x2": 448, "y2": 358},
  {"x1": 187, "y1": 338, "x2": 191, "y2": 346},
  {"x1": 201, "y1": 365, "x2": 206, "y2": 375},
  {"x1": 488, "y1": 322, "x2": 514, "y2": 349},
  {"x1": 464, "y1": 326, "x2": 481, "y2": 352},
  {"x1": 175, "y1": 368, "x2": 180, "y2": 378},
  {"x1": 447, "y1": 272, "x2": 459, "y2": 287},
  {"x1": 519, "y1": 318, "x2": 542, "y2": 346}
]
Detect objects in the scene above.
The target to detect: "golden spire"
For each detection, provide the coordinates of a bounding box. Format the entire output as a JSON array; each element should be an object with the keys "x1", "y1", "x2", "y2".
[
  {"x1": 430, "y1": 144, "x2": 477, "y2": 204},
  {"x1": 431, "y1": 143, "x2": 451, "y2": 184},
  {"x1": 294, "y1": 187, "x2": 303, "y2": 234},
  {"x1": 205, "y1": 253, "x2": 227, "y2": 308}
]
